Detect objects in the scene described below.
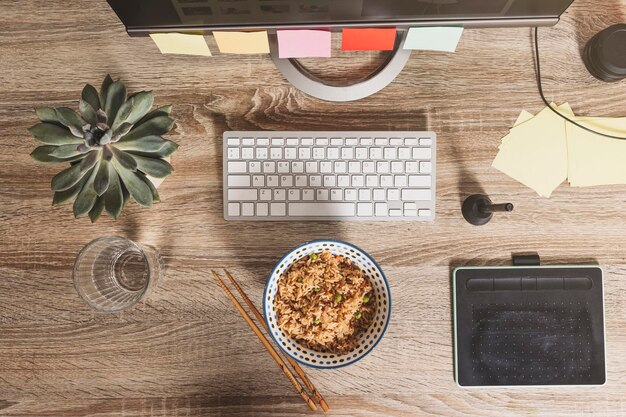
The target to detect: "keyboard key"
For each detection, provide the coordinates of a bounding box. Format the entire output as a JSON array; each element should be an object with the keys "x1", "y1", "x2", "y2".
[
  {"x1": 366, "y1": 176, "x2": 378, "y2": 187},
  {"x1": 257, "y1": 138, "x2": 269, "y2": 146},
  {"x1": 315, "y1": 138, "x2": 329, "y2": 145},
  {"x1": 242, "y1": 203, "x2": 254, "y2": 216},
  {"x1": 281, "y1": 175, "x2": 293, "y2": 187},
  {"x1": 327, "y1": 148, "x2": 340, "y2": 159},
  {"x1": 384, "y1": 148, "x2": 397, "y2": 159},
  {"x1": 320, "y1": 162, "x2": 332, "y2": 173},
  {"x1": 337, "y1": 175, "x2": 350, "y2": 187},
  {"x1": 228, "y1": 162, "x2": 247, "y2": 173},
  {"x1": 342, "y1": 148, "x2": 355, "y2": 159},
  {"x1": 373, "y1": 189, "x2": 386, "y2": 201},
  {"x1": 316, "y1": 189, "x2": 329, "y2": 200},
  {"x1": 409, "y1": 175, "x2": 431, "y2": 187},
  {"x1": 346, "y1": 138, "x2": 358, "y2": 145},
  {"x1": 420, "y1": 161, "x2": 432, "y2": 173},
  {"x1": 356, "y1": 147, "x2": 368, "y2": 159},
  {"x1": 241, "y1": 148, "x2": 254, "y2": 159},
  {"x1": 375, "y1": 138, "x2": 388, "y2": 146},
  {"x1": 377, "y1": 161, "x2": 389, "y2": 173},
  {"x1": 260, "y1": 189, "x2": 272, "y2": 201},
  {"x1": 263, "y1": 161, "x2": 276, "y2": 173},
  {"x1": 228, "y1": 175, "x2": 251, "y2": 187},
  {"x1": 362, "y1": 162, "x2": 375, "y2": 173},
  {"x1": 394, "y1": 176, "x2": 407, "y2": 187},
  {"x1": 413, "y1": 148, "x2": 432, "y2": 160},
  {"x1": 406, "y1": 162, "x2": 419, "y2": 173},
  {"x1": 242, "y1": 138, "x2": 254, "y2": 146},
  {"x1": 387, "y1": 189, "x2": 400, "y2": 200},
  {"x1": 389, "y1": 209, "x2": 402, "y2": 217},
  {"x1": 284, "y1": 148, "x2": 297, "y2": 159},
  {"x1": 302, "y1": 189, "x2": 314, "y2": 200},
  {"x1": 375, "y1": 203, "x2": 388, "y2": 216},
  {"x1": 289, "y1": 203, "x2": 355, "y2": 217},
  {"x1": 398, "y1": 147, "x2": 411, "y2": 159},
  {"x1": 278, "y1": 162, "x2": 290, "y2": 173},
  {"x1": 352, "y1": 175, "x2": 364, "y2": 187},
  {"x1": 331, "y1": 189, "x2": 343, "y2": 201},
  {"x1": 228, "y1": 203, "x2": 240, "y2": 216},
  {"x1": 271, "y1": 203, "x2": 286, "y2": 216},
  {"x1": 288, "y1": 189, "x2": 300, "y2": 200},
  {"x1": 419, "y1": 209, "x2": 432, "y2": 217},
  {"x1": 298, "y1": 148, "x2": 311, "y2": 159},
  {"x1": 313, "y1": 148, "x2": 325, "y2": 159},
  {"x1": 295, "y1": 175, "x2": 307, "y2": 187},
  {"x1": 301, "y1": 138, "x2": 313, "y2": 145},
  {"x1": 249, "y1": 162, "x2": 261, "y2": 173},
  {"x1": 405, "y1": 209, "x2": 418, "y2": 217},
  {"x1": 270, "y1": 148, "x2": 283, "y2": 159},
  {"x1": 335, "y1": 161, "x2": 347, "y2": 173},
  {"x1": 380, "y1": 175, "x2": 393, "y2": 186},
  {"x1": 370, "y1": 148, "x2": 382, "y2": 160},
  {"x1": 331, "y1": 138, "x2": 343, "y2": 145},
  {"x1": 286, "y1": 138, "x2": 299, "y2": 145},
  {"x1": 402, "y1": 189, "x2": 431, "y2": 201},
  {"x1": 391, "y1": 162, "x2": 404, "y2": 173},
  {"x1": 404, "y1": 202, "x2": 417, "y2": 210},
  {"x1": 274, "y1": 189, "x2": 286, "y2": 200},
  {"x1": 256, "y1": 203, "x2": 269, "y2": 216},
  {"x1": 390, "y1": 138, "x2": 403, "y2": 145},
  {"x1": 227, "y1": 148, "x2": 240, "y2": 159},
  {"x1": 309, "y1": 176, "x2": 322, "y2": 187},
  {"x1": 252, "y1": 176, "x2": 264, "y2": 187},
  {"x1": 348, "y1": 161, "x2": 361, "y2": 173},
  {"x1": 292, "y1": 161, "x2": 304, "y2": 173},
  {"x1": 345, "y1": 189, "x2": 357, "y2": 201},
  {"x1": 359, "y1": 189, "x2": 371, "y2": 200},
  {"x1": 271, "y1": 138, "x2": 284, "y2": 145},
  {"x1": 357, "y1": 203, "x2": 373, "y2": 216},
  {"x1": 306, "y1": 162, "x2": 318, "y2": 173},
  {"x1": 228, "y1": 189, "x2": 257, "y2": 201},
  {"x1": 405, "y1": 138, "x2": 418, "y2": 145},
  {"x1": 227, "y1": 138, "x2": 240, "y2": 146},
  {"x1": 360, "y1": 137, "x2": 373, "y2": 145},
  {"x1": 323, "y1": 176, "x2": 336, "y2": 187},
  {"x1": 267, "y1": 176, "x2": 279, "y2": 187},
  {"x1": 419, "y1": 138, "x2": 432, "y2": 146}
]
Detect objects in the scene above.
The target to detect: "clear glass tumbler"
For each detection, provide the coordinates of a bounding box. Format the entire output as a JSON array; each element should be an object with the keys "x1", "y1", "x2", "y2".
[{"x1": 73, "y1": 236, "x2": 163, "y2": 312}]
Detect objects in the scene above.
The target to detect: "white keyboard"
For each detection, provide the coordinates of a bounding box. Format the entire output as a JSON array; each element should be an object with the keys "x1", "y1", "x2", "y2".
[{"x1": 223, "y1": 131, "x2": 436, "y2": 221}]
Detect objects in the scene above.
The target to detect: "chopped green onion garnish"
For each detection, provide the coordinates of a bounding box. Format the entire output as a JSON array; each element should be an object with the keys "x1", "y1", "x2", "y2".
[
  {"x1": 309, "y1": 253, "x2": 318, "y2": 260},
  {"x1": 363, "y1": 295, "x2": 370, "y2": 303},
  {"x1": 313, "y1": 287, "x2": 321, "y2": 292},
  {"x1": 313, "y1": 317, "x2": 320, "y2": 324},
  {"x1": 334, "y1": 293, "x2": 342, "y2": 303},
  {"x1": 297, "y1": 278, "x2": 303, "y2": 283},
  {"x1": 353, "y1": 311, "x2": 362, "y2": 319}
]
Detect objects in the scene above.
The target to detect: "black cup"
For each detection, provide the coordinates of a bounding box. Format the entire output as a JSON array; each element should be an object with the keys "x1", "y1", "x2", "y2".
[{"x1": 583, "y1": 24, "x2": 626, "y2": 82}]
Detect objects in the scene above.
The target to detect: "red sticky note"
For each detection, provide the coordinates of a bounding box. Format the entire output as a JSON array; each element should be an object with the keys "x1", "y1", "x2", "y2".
[{"x1": 342, "y1": 28, "x2": 396, "y2": 51}]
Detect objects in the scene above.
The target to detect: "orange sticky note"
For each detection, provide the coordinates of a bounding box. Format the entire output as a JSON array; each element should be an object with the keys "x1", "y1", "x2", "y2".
[{"x1": 342, "y1": 28, "x2": 396, "y2": 51}]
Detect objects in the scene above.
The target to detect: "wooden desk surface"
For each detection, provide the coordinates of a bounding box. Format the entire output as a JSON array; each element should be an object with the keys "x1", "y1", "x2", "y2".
[{"x1": 1, "y1": 1, "x2": 625, "y2": 416}]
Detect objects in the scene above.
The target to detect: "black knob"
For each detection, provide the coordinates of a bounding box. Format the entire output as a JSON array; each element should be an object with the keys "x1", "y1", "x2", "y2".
[{"x1": 462, "y1": 194, "x2": 513, "y2": 226}]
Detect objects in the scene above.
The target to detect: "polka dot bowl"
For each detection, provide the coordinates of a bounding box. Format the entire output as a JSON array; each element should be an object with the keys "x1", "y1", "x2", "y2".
[{"x1": 263, "y1": 240, "x2": 391, "y2": 369}]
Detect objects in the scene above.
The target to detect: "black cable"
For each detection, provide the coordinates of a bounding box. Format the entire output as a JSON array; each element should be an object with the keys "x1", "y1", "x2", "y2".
[{"x1": 533, "y1": 26, "x2": 626, "y2": 140}]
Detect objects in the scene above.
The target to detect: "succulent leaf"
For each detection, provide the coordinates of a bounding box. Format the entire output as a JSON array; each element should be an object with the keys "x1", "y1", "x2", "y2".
[
  {"x1": 35, "y1": 107, "x2": 60, "y2": 124},
  {"x1": 137, "y1": 171, "x2": 160, "y2": 203},
  {"x1": 81, "y1": 84, "x2": 101, "y2": 111},
  {"x1": 111, "y1": 147, "x2": 138, "y2": 171},
  {"x1": 104, "y1": 80, "x2": 127, "y2": 124},
  {"x1": 132, "y1": 154, "x2": 173, "y2": 178},
  {"x1": 79, "y1": 99, "x2": 97, "y2": 126},
  {"x1": 88, "y1": 196, "x2": 105, "y2": 222},
  {"x1": 51, "y1": 163, "x2": 92, "y2": 192},
  {"x1": 99, "y1": 74, "x2": 114, "y2": 110},
  {"x1": 55, "y1": 107, "x2": 86, "y2": 137},
  {"x1": 136, "y1": 104, "x2": 172, "y2": 125},
  {"x1": 52, "y1": 174, "x2": 89, "y2": 205},
  {"x1": 104, "y1": 165, "x2": 124, "y2": 219},
  {"x1": 111, "y1": 158, "x2": 153, "y2": 208},
  {"x1": 78, "y1": 150, "x2": 100, "y2": 173},
  {"x1": 29, "y1": 123, "x2": 84, "y2": 145},
  {"x1": 112, "y1": 91, "x2": 154, "y2": 131},
  {"x1": 31, "y1": 145, "x2": 84, "y2": 164},
  {"x1": 49, "y1": 144, "x2": 86, "y2": 159},
  {"x1": 111, "y1": 122, "x2": 133, "y2": 141},
  {"x1": 114, "y1": 135, "x2": 169, "y2": 153},
  {"x1": 120, "y1": 116, "x2": 174, "y2": 142},
  {"x1": 73, "y1": 163, "x2": 100, "y2": 218},
  {"x1": 93, "y1": 160, "x2": 110, "y2": 196},
  {"x1": 96, "y1": 109, "x2": 108, "y2": 125}
]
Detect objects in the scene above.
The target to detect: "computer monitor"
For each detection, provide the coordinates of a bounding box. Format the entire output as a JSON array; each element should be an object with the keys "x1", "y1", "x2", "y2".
[{"x1": 105, "y1": 0, "x2": 575, "y2": 102}]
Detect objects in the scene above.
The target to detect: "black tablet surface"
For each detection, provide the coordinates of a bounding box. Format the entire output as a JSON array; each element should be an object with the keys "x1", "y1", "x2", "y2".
[{"x1": 453, "y1": 266, "x2": 606, "y2": 387}]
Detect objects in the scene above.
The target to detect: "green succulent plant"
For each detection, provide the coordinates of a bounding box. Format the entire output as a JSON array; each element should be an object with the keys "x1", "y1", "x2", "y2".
[{"x1": 29, "y1": 75, "x2": 178, "y2": 222}]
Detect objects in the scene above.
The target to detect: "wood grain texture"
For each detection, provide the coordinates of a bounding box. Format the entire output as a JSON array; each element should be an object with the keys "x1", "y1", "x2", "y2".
[{"x1": 1, "y1": 0, "x2": 625, "y2": 416}]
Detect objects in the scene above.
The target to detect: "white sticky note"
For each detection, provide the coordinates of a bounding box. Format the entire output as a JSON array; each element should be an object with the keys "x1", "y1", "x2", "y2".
[
  {"x1": 492, "y1": 103, "x2": 572, "y2": 198},
  {"x1": 403, "y1": 27, "x2": 463, "y2": 52},
  {"x1": 150, "y1": 33, "x2": 212, "y2": 56},
  {"x1": 213, "y1": 31, "x2": 270, "y2": 54}
]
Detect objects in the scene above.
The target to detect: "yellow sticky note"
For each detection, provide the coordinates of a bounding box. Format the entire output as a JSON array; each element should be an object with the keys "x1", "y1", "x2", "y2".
[
  {"x1": 213, "y1": 31, "x2": 270, "y2": 54},
  {"x1": 566, "y1": 117, "x2": 626, "y2": 187},
  {"x1": 150, "y1": 33, "x2": 212, "y2": 56},
  {"x1": 492, "y1": 103, "x2": 572, "y2": 197},
  {"x1": 500, "y1": 110, "x2": 535, "y2": 149}
]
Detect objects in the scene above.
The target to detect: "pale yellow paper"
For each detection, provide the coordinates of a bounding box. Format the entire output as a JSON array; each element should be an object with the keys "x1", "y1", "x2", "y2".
[
  {"x1": 566, "y1": 117, "x2": 626, "y2": 187},
  {"x1": 499, "y1": 110, "x2": 535, "y2": 149},
  {"x1": 492, "y1": 103, "x2": 573, "y2": 197},
  {"x1": 213, "y1": 31, "x2": 270, "y2": 54},
  {"x1": 150, "y1": 33, "x2": 212, "y2": 56}
]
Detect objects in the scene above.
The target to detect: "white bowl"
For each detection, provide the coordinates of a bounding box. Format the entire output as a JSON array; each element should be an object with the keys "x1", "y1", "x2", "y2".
[{"x1": 263, "y1": 240, "x2": 391, "y2": 369}]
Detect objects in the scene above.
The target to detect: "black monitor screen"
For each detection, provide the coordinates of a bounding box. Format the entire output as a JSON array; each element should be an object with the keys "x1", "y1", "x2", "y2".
[{"x1": 107, "y1": 0, "x2": 574, "y2": 32}]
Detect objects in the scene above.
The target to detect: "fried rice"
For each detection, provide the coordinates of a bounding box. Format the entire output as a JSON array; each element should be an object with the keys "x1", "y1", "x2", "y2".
[{"x1": 274, "y1": 251, "x2": 375, "y2": 354}]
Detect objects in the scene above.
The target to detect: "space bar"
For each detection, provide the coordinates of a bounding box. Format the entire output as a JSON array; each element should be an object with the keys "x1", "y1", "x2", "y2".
[{"x1": 289, "y1": 203, "x2": 355, "y2": 217}]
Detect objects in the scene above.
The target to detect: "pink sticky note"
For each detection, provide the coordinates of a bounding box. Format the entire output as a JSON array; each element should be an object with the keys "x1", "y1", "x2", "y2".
[{"x1": 277, "y1": 30, "x2": 331, "y2": 58}]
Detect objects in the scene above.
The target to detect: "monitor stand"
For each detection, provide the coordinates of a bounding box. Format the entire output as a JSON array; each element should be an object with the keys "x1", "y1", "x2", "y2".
[{"x1": 268, "y1": 30, "x2": 411, "y2": 102}]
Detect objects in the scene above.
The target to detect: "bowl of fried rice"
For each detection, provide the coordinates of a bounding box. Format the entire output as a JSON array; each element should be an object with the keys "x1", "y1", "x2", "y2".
[{"x1": 263, "y1": 240, "x2": 391, "y2": 369}]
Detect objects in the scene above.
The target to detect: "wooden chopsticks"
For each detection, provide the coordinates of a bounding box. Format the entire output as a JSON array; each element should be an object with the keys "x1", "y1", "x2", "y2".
[
  {"x1": 211, "y1": 270, "x2": 328, "y2": 412},
  {"x1": 224, "y1": 270, "x2": 330, "y2": 412}
]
